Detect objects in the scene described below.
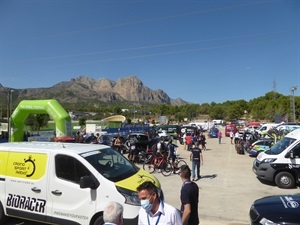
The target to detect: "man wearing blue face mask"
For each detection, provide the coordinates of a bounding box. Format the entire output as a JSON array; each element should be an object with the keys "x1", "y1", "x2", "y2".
[{"x1": 137, "y1": 181, "x2": 182, "y2": 225}]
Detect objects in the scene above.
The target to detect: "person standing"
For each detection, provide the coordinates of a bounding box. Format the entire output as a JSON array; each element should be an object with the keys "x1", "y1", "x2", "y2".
[
  {"x1": 186, "y1": 133, "x2": 192, "y2": 151},
  {"x1": 137, "y1": 181, "x2": 182, "y2": 225},
  {"x1": 103, "y1": 201, "x2": 124, "y2": 225},
  {"x1": 113, "y1": 135, "x2": 122, "y2": 153},
  {"x1": 153, "y1": 138, "x2": 165, "y2": 167},
  {"x1": 96, "y1": 133, "x2": 101, "y2": 143},
  {"x1": 234, "y1": 131, "x2": 240, "y2": 144},
  {"x1": 229, "y1": 130, "x2": 234, "y2": 144},
  {"x1": 167, "y1": 139, "x2": 180, "y2": 174},
  {"x1": 128, "y1": 139, "x2": 137, "y2": 163},
  {"x1": 199, "y1": 132, "x2": 206, "y2": 150},
  {"x1": 75, "y1": 131, "x2": 81, "y2": 143},
  {"x1": 179, "y1": 165, "x2": 199, "y2": 225},
  {"x1": 190, "y1": 142, "x2": 203, "y2": 181},
  {"x1": 182, "y1": 131, "x2": 187, "y2": 150},
  {"x1": 217, "y1": 131, "x2": 222, "y2": 144}
]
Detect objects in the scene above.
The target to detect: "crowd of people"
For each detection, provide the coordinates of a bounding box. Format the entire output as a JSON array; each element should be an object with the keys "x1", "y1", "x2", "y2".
[
  {"x1": 102, "y1": 128, "x2": 207, "y2": 225},
  {"x1": 76, "y1": 127, "x2": 206, "y2": 225},
  {"x1": 232, "y1": 129, "x2": 260, "y2": 155},
  {"x1": 181, "y1": 130, "x2": 207, "y2": 151},
  {"x1": 103, "y1": 164, "x2": 199, "y2": 225}
]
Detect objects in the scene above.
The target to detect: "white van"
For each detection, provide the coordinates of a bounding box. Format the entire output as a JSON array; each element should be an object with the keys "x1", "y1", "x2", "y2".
[
  {"x1": 274, "y1": 124, "x2": 300, "y2": 132},
  {"x1": 256, "y1": 123, "x2": 278, "y2": 137},
  {"x1": 0, "y1": 142, "x2": 161, "y2": 225},
  {"x1": 252, "y1": 128, "x2": 300, "y2": 189}
]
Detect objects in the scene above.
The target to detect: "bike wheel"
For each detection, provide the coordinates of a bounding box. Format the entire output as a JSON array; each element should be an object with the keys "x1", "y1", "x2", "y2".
[
  {"x1": 143, "y1": 162, "x2": 155, "y2": 174},
  {"x1": 177, "y1": 159, "x2": 187, "y2": 168},
  {"x1": 161, "y1": 161, "x2": 173, "y2": 176},
  {"x1": 139, "y1": 153, "x2": 150, "y2": 165}
]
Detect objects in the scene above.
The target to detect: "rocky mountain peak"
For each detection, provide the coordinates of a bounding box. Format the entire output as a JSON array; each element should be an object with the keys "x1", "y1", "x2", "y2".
[{"x1": 3, "y1": 75, "x2": 188, "y2": 108}]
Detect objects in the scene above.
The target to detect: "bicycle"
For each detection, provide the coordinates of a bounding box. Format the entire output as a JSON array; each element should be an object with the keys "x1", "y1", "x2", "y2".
[
  {"x1": 143, "y1": 154, "x2": 172, "y2": 176},
  {"x1": 168, "y1": 153, "x2": 187, "y2": 173}
]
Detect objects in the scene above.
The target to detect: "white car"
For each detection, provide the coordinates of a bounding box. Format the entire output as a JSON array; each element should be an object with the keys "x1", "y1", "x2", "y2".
[{"x1": 158, "y1": 130, "x2": 170, "y2": 140}]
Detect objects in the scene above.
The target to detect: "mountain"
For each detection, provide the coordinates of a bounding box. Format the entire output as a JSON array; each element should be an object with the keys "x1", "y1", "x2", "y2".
[{"x1": 0, "y1": 76, "x2": 188, "y2": 109}]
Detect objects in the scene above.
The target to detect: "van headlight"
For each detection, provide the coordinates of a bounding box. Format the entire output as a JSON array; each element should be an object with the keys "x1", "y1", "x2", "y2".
[
  {"x1": 116, "y1": 186, "x2": 140, "y2": 206},
  {"x1": 262, "y1": 158, "x2": 276, "y2": 163},
  {"x1": 260, "y1": 217, "x2": 278, "y2": 225}
]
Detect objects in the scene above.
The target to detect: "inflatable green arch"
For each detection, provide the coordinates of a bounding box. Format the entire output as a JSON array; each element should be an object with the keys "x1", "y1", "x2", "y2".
[{"x1": 10, "y1": 99, "x2": 72, "y2": 142}]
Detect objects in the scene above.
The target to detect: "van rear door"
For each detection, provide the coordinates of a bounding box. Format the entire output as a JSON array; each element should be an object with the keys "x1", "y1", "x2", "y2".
[{"x1": 5, "y1": 151, "x2": 48, "y2": 223}]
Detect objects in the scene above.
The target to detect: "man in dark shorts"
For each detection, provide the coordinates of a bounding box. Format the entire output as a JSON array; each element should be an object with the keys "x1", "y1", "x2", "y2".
[
  {"x1": 179, "y1": 165, "x2": 199, "y2": 225},
  {"x1": 128, "y1": 139, "x2": 137, "y2": 162},
  {"x1": 190, "y1": 142, "x2": 203, "y2": 181},
  {"x1": 167, "y1": 139, "x2": 179, "y2": 174}
]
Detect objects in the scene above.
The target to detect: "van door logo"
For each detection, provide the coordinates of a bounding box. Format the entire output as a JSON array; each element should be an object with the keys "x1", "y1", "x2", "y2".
[
  {"x1": 13, "y1": 155, "x2": 36, "y2": 177},
  {"x1": 24, "y1": 155, "x2": 36, "y2": 177}
]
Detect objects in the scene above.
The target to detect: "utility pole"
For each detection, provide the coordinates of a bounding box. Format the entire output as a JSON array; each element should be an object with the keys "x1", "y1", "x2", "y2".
[
  {"x1": 290, "y1": 86, "x2": 297, "y2": 123},
  {"x1": 7, "y1": 89, "x2": 14, "y2": 142}
]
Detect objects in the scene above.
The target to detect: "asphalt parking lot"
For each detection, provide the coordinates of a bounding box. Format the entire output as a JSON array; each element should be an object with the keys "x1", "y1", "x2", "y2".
[
  {"x1": 3, "y1": 127, "x2": 300, "y2": 225},
  {"x1": 156, "y1": 126, "x2": 299, "y2": 225}
]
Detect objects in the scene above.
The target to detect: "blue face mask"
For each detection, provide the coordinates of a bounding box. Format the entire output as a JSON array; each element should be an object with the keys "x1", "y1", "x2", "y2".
[{"x1": 140, "y1": 198, "x2": 153, "y2": 212}]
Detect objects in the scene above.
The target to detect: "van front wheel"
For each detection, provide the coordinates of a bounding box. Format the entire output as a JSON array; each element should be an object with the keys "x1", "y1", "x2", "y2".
[
  {"x1": 275, "y1": 172, "x2": 295, "y2": 189},
  {"x1": 93, "y1": 215, "x2": 104, "y2": 225}
]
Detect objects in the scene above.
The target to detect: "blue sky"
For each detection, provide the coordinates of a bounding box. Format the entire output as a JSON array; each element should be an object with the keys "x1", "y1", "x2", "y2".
[{"x1": 0, "y1": 0, "x2": 299, "y2": 104}]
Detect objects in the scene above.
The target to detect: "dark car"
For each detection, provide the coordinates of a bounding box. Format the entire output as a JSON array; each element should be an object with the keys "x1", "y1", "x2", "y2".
[
  {"x1": 249, "y1": 193, "x2": 300, "y2": 225},
  {"x1": 99, "y1": 133, "x2": 115, "y2": 146},
  {"x1": 126, "y1": 132, "x2": 150, "y2": 151},
  {"x1": 179, "y1": 126, "x2": 198, "y2": 144}
]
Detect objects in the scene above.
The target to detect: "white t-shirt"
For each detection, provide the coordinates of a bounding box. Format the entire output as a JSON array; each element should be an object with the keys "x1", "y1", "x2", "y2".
[
  {"x1": 138, "y1": 201, "x2": 182, "y2": 225},
  {"x1": 157, "y1": 142, "x2": 162, "y2": 153}
]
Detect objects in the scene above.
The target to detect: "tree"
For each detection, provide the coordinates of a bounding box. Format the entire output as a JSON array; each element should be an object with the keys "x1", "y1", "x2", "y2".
[
  {"x1": 209, "y1": 105, "x2": 226, "y2": 120},
  {"x1": 79, "y1": 117, "x2": 87, "y2": 128},
  {"x1": 113, "y1": 106, "x2": 122, "y2": 115},
  {"x1": 226, "y1": 104, "x2": 244, "y2": 121},
  {"x1": 25, "y1": 114, "x2": 49, "y2": 132}
]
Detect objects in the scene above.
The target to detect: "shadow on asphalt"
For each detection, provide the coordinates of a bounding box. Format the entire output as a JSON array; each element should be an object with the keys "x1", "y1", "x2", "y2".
[{"x1": 200, "y1": 174, "x2": 218, "y2": 179}]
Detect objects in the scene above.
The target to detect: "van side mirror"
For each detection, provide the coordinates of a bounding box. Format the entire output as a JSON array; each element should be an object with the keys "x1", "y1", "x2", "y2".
[
  {"x1": 289, "y1": 150, "x2": 294, "y2": 159},
  {"x1": 80, "y1": 175, "x2": 99, "y2": 189}
]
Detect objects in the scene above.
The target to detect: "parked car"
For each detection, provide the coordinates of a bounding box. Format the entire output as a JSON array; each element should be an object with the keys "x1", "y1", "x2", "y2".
[
  {"x1": 126, "y1": 132, "x2": 150, "y2": 151},
  {"x1": 155, "y1": 124, "x2": 181, "y2": 140},
  {"x1": 247, "y1": 139, "x2": 275, "y2": 157},
  {"x1": 98, "y1": 133, "x2": 115, "y2": 146},
  {"x1": 83, "y1": 133, "x2": 98, "y2": 144},
  {"x1": 249, "y1": 193, "x2": 300, "y2": 225},
  {"x1": 225, "y1": 124, "x2": 237, "y2": 137},
  {"x1": 209, "y1": 128, "x2": 219, "y2": 138},
  {"x1": 157, "y1": 130, "x2": 171, "y2": 141},
  {"x1": 179, "y1": 125, "x2": 198, "y2": 144}
]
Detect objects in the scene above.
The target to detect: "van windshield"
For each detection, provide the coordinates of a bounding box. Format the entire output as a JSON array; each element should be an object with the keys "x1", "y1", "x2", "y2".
[
  {"x1": 266, "y1": 137, "x2": 296, "y2": 155},
  {"x1": 81, "y1": 148, "x2": 139, "y2": 182}
]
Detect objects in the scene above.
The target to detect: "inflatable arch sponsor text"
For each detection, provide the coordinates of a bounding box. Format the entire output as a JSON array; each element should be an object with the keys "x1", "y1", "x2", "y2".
[{"x1": 10, "y1": 99, "x2": 72, "y2": 142}]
